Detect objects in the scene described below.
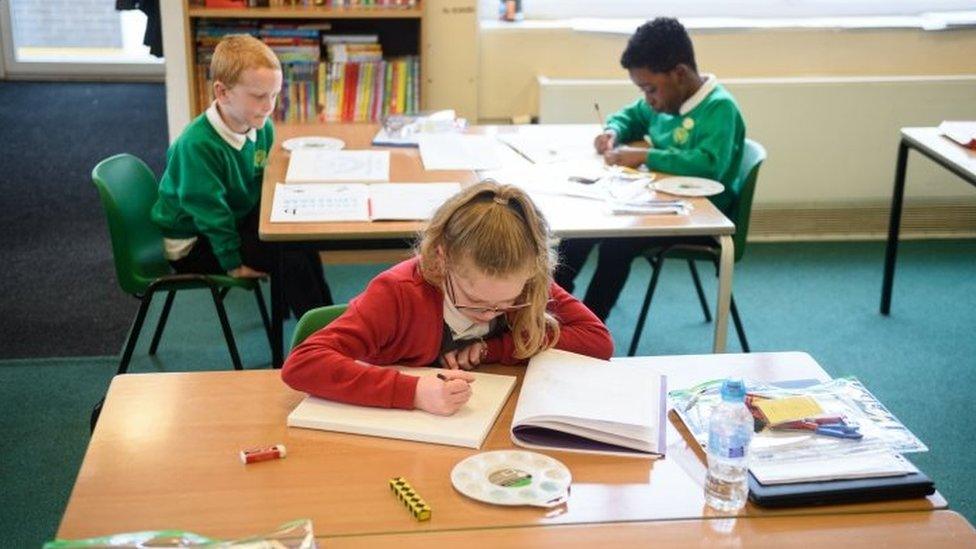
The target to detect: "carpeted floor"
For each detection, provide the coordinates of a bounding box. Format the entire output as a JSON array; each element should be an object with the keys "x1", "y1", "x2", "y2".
[
  {"x1": 1, "y1": 239, "x2": 974, "y2": 547},
  {"x1": 0, "y1": 81, "x2": 169, "y2": 359}
]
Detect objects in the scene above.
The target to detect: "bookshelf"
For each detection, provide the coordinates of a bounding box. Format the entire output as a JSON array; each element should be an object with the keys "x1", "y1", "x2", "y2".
[{"x1": 183, "y1": 0, "x2": 429, "y2": 124}]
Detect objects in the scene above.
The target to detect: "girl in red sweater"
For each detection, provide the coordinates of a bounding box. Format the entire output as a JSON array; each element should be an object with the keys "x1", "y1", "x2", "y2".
[{"x1": 281, "y1": 181, "x2": 614, "y2": 415}]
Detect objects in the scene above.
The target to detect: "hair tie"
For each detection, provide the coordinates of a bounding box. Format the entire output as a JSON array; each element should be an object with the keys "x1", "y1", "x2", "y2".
[{"x1": 493, "y1": 195, "x2": 509, "y2": 205}]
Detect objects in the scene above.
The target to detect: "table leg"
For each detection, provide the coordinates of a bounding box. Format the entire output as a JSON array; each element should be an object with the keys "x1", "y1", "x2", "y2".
[
  {"x1": 713, "y1": 235, "x2": 734, "y2": 353},
  {"x1": 271, "y1": 244, "x2": 285, "y2": 368},
  {"x1": 881, "y1": 140, "x2": 909, "y2": 315}
]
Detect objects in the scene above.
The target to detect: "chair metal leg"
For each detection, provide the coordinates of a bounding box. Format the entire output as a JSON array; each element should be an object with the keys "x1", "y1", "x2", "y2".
[
  {"x1": 219, "y1": 287, "x2": 230, "y2": 299},
  {"x1": 687, "y1": 260, "x2": 712, "y2": 323},
  {"x1": 210, "y1": 287, "x2": 244, "y2": 370},
  {"x1": 729, "y1": 294, "x2": 750, "y2": 352},
  {"x1": 89, "y1": 397, "x2": 104, "y2": 433},
  {"x1": 628, "y1": 254, "x2": 666, "y2": 357},
  {"x1": 253, "y1": 283, "x2": 273, "y2": 350},
  {"x1": 117, "y1": 293, "x2": 154, "y2": 375},
  {"x1": 148, "y1": 290, "x2": 176, "y2": 355},
  {"x1": 92, "y1": 292, "x2": 154, "y2": 433}
]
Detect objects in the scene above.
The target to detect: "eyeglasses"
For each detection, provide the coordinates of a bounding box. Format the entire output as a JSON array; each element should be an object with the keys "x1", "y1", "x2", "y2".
[{"x1": 444, "y1": 270, "x2": 532, "y2": 315}]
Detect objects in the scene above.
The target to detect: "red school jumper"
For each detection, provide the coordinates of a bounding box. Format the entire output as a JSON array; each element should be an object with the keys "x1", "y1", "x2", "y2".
[{"x1": 281, "y1": 257, "x2": 614, "y2": 409}]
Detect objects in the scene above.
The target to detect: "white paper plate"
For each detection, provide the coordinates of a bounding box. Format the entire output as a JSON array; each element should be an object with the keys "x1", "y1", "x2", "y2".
[
  {"x1": 282, "y1": 136, "x2": 345, "y2": 152},
  {"x1": 451, "y1": 450, "x2": 571, "y2": 508},
  {"x1": 653, "y1": 176, "x2": 724, "y2": 197}
]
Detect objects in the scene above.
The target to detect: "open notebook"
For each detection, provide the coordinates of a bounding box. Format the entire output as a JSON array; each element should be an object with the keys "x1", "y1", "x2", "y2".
[
  {"x1": 270, "y1": 182, "x2": 461, "y2": 222},
  {"x1": 287, "y1": 367, "x2": 516, "y2": 449},
  {"x1": 511, "y1": 350, "x2": 668, "y2": 458}
]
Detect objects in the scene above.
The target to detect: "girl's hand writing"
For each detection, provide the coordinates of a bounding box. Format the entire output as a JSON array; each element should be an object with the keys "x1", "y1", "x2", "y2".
[{"x1": 414, "y1": 370, "x2": 476, "y2": 416}]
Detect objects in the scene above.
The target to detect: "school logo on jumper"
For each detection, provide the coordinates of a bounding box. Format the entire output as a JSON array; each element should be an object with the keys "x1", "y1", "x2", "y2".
[
  {"x1": 674, "y1": 117, "x2": 695, "y2": 145},
  {"x1": 673, "y1": 126, "x2": 689, "y2": 145},
  {"x1": 254, "y1": 149, "x2": 267, "y2": 168}
]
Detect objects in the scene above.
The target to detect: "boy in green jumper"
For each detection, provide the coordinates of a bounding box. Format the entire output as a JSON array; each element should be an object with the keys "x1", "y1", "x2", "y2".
[
  {"x1": 554, "y1": 17, "x2": 745, "y2": 321},
  {"x1": 152, "y1": 34, "x2": 331, "y2": 317}
]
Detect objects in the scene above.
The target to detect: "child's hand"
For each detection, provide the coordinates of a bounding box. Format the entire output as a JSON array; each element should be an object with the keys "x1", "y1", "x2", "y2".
[
  {"x1": 227, "y1": 264, "x2": 268, "y2": 278},
  {"x1": 414, "y1": 371, "x2": 476, "y2": 416},
  {"x1": 604, "y1": 146, "x2": 648, "y2": 169},
  {"x1": 439, "y1": 340, "x2": 488, "y2": 370},
  {"x1": 594, "y1": 130, "x2": 617, "y2": 154}
]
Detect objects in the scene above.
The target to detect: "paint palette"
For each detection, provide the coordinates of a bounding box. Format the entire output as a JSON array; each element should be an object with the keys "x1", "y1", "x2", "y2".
[
  {"x1": 652, "y1": 176, "x2": 724, "y2": 197},
  {"x1": 281, "y1": 136, "x2": 345, "y2": 152},
  {"x1": 451, "y1": 450, "x2": 571, "y2": 508}
]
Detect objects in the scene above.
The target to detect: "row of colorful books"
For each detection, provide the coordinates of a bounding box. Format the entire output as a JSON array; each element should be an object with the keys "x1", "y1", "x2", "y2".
[
  {"x1": 195, "y1": 1, "x2": 418, "y2": 7},
  {"x1": 317, "y1": 58, "x2": 421, "y2": 122},
  {"x1": 193, "y1": 23, "x2": 419, "y2": 123}
]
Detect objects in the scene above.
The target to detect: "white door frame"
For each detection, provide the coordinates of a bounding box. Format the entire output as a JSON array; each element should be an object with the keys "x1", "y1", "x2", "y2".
[{"x1": 0, "y1": 0, "x2": 163, "y2": 81}]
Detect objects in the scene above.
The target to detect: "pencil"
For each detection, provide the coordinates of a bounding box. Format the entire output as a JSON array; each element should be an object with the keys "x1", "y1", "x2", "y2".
[{"x1": 593, "y1": 102, "x2": 604, "y2": 127}]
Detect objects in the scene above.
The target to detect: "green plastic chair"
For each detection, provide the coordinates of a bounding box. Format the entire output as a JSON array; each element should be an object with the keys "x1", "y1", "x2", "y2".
[
  {"x1": 291, "y1": 304, "x2": 349, "y2": 349},
  {"x1": 628, "y1": 139, "x2": 767, "y2": 356},
  {"x1": 89, "y1": 153, "x2": 272, "y2": 430}
]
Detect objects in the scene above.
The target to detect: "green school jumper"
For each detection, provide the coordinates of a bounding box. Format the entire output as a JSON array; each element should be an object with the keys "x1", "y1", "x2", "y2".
[
  {"x1": 151, "y1": 114, "x2": 274, "y2": 271},
  {"x1": 605, "y1": 83, "x2": 745, "y2": 213}
]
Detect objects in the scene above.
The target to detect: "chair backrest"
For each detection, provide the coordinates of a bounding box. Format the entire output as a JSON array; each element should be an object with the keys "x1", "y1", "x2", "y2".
[
  {"x1": 91, "y1": 154, "x2": 170, "y2": 295},
  {"x1": 726, "y1": 139, "x2": 767, "y2": 261},
  {"x1": 291, "y1": 304, "x2": 350, "y2": 350}
]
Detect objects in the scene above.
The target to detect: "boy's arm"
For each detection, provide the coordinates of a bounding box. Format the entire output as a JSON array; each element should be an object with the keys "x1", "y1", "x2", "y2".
[
  {"x1": 605, "y1": 99, "x2": 653, "y2": 145},
  {"x1": 174, "y1": 144, "x2": 243, "y2": 271},
  {"x1": 281, "y1": 277, "x2": 420, "y2": 409},
  {"x1": 645, "y1": 102, "x2": 740, "y2": 180},
  {"x1": 482, "y1": 283, "x2": 614, "y2": 364}
]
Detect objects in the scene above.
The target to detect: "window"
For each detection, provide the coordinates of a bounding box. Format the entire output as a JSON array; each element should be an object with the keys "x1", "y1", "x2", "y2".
[{"x1": 1, "y1": 0, "x2": 163, "y2": 77}]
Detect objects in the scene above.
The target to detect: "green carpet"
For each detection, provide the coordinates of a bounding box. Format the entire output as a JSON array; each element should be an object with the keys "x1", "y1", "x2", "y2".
[{"x1": 2, "y1": 241, "x2": 974, "y2": 546}]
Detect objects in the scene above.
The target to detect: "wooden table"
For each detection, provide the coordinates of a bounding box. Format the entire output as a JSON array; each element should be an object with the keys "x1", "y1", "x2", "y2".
[
  {"x1": 259, "y1": 123, "x2": 736, "y2": 366},
  {"x1": 57, "y1": 352, "x2": 945, "y2": 541},
  {"x1": 881, "y1": 127, "x2": 976, "y2": 314},
  {"x1": 327, "y1": 511, "x2": 976, "y2": 548}
]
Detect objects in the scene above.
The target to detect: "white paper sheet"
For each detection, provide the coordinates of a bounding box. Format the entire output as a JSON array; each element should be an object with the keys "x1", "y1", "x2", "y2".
[
  {"x1": 270, "y1": 183, "x2": 369, "y2": 222},
  {"x1": 418, "y1": 134, "x2": 503, "y2": 170},
  {"x1": 368, "y1": 182, "x2": 461, "y2": 220},
  {"x1": 285, "y1": 149, "x2": 390, "y2": 183}
]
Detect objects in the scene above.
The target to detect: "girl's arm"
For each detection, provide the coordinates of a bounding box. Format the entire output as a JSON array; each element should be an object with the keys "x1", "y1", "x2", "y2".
[
  {"x1": 281, "y1": 276, "x2": 420, "y2": 409},
  {"x1": 483, "y1": 283, "x2": 614, "y2": 364}
]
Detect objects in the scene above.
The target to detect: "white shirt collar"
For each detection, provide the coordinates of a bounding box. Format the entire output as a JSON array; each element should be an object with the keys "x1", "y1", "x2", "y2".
[
  {"x1": 205, "y1": 101, "x2": 257, "y2": 151},
  {"x1": 679, "y1": 73, "x2": 718, "y2": 116},
  {"x1": 442, "y1": 286, "x2": 492, "y2": 340}
]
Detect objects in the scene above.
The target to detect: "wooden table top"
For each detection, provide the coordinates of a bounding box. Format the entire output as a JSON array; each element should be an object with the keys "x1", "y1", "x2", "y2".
[
  {"x1": 327, "y1": 510, "x2": 976, "y2": 548},
  {"x1": 258, "y1": 123, "x2": 735, "y2": 242},
  {"x1": 57, "y1": 352, "x2": 945, "y2": 541}
]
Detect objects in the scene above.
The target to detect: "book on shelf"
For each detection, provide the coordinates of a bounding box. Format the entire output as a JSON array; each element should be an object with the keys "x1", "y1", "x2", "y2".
[
  {"x1": 193, "y1": 1, "x2": 420, "y2": 8},
  {"x1": 192, "y1": 22, "x2": 419, "y2": 123}
]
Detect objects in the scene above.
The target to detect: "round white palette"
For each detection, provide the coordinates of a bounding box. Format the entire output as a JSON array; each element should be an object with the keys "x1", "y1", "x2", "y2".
[
  {"x1": 281, "y1": 136, "x2": 345, "y2": 152},
  {"x1": 451, "y1": 450, "x2": 571, "y2": 508},
  {"x1": 653, "y1": 176, "x2": 724, "y2": 197}
]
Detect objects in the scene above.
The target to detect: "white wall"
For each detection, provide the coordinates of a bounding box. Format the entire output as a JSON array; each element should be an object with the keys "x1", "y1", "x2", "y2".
[{"x1": 160, "y1": 1, "x2": 189, "y2": 143}]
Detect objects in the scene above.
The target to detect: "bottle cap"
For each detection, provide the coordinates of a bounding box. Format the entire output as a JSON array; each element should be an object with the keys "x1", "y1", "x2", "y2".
[{"x1": 720, "y1": 378, "x2": 746, "y2": 402}]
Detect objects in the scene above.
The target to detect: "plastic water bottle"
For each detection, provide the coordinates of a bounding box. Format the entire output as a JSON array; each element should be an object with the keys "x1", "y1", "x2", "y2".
[{"x1": 704, "y1": 378, "x2": 753, "y2": 512}]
